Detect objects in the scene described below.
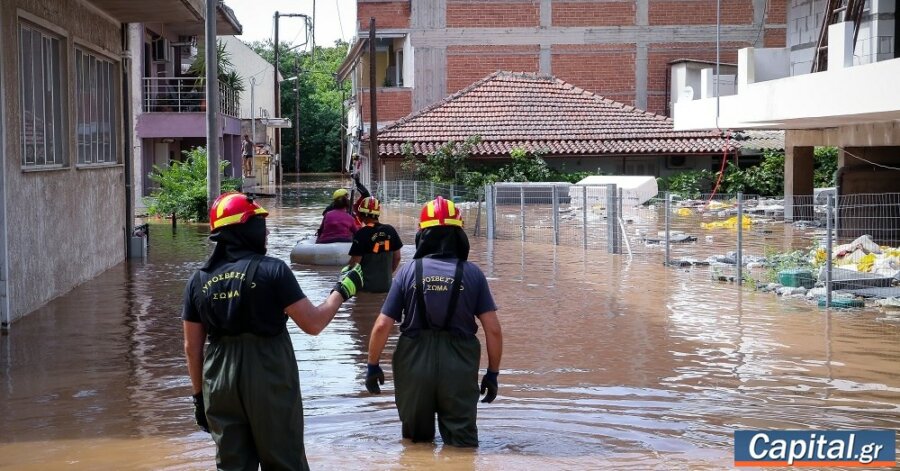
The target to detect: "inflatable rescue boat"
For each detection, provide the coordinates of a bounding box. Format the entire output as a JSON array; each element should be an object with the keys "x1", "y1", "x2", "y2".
[{"x1": 290, "y1": 239, "x2": 351, "y2": 266}]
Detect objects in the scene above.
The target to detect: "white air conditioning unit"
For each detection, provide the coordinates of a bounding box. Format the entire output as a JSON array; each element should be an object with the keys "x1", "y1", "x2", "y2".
[{"x1": 152, "y1": 38, "x2": 170, "y2": 63}]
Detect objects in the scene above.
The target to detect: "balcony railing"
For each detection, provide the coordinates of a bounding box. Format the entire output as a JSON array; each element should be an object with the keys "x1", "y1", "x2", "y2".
[{"x1": 142, "y1": 77, "x2": 239, "y2": 117}]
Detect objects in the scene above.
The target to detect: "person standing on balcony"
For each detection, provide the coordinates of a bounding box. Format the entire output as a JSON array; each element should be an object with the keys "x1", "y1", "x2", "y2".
[
  {"x1": 241, "y1": 135, "x2": 253, "y2": 178},
  {"x1": 183, "y1": 192, "x2": 363, "y2": 470},
  {"x1": 364, "y1": 196, "x2": 503, "y2": 447}
]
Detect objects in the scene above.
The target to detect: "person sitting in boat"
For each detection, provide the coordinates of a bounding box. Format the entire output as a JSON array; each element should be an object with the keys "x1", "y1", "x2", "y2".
[
  {"x1": 316, "y1": 189, "x2": 358, "y2": 244},
  {"x1": 348, "y1": 197, "x2": 403, "y2": 293}
]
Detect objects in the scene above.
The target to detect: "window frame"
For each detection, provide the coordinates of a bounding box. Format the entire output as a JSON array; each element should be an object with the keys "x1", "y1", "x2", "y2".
[
  {"x1": 17, "y1": 19, "x2": 67, "y2": 170},
  {"x1": 73, "y1": 43, "x2": 120, "y2": 168}
]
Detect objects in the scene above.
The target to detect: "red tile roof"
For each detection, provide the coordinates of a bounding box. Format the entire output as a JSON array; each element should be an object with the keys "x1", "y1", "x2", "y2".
[{"x1": 372, "y1": 71, "x2": 733, "y2": 158}]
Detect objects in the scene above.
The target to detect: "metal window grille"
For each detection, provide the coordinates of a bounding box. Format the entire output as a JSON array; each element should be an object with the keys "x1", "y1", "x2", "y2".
[
  {"x1": 75, "y1": 48, "x2": 117, "y2": 165},
  {"x1": 19, "y1": 24, "x2": 64, "y2": 167}
]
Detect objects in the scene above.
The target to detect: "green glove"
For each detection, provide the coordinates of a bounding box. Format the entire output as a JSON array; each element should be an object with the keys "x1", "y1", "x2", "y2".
[{"x1": 333, "y1": 264, "x2": 364, "y2": 300}]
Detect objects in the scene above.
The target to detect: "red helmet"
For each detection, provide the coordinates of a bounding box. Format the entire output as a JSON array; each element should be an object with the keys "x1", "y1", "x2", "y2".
[
  {"x1": 419, "y1": 196, "x2": 463, "y2": 229},
  {"x1": 209, "y1": 192, "x2": 268, "y2": 232},
  {"x1": 358, "y1": 196, "x2": 381, "y2": 216}
]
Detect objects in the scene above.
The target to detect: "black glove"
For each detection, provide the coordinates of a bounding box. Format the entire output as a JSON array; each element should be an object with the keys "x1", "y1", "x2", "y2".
[
  {"x1": 192, "y1": 392, "x2": 210, "y2": 433},
  {"x1": 480, "y1": 370, "x2": 499, "y2": 403},
  {"x1": 333, "y1": 265, "x2": 364, "y2": 301},
  {"x1": 365, "y1": 364, "x2": 385, "y2": 394}
]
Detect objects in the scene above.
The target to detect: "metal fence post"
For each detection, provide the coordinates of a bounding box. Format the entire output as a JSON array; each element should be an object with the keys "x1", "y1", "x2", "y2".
[
  {"x1": 520, "y1": 185, "x2": 526, "y2": 242},
  {"x1": 382, "y1": 163, "x2": 387, "y2": 200},
  {"x1": 399, "y1": 180, "x2": 404, "y2": 203},
  {"x1": 552, "y1": 185, "x2": 560, "y2": 245},
  {"x1": 485, "y1": 185, "x2": 494, "y2": 239},
  {"x1": 582, "y1": 185, "x2": 588, "y2": 249},
  {"x1": 474, "y1": 190, "x2": 483, "y2": 237},
  {"x1": 825, "y1": 194, "x2": 833, "y2": 308},
  {"x1": 607, "y1": 184, "x2": 618, "y2": 254},
  {"x1": 737, "y1": 192, "x2": 743, "y2": 285},
  {"x1": 413, "y1": 181, "x2": 418, "y2": 204},
  {"x1": 618, "y1": 187, "x2": 624, "y2": 254},
  {"x1": 664, "y1": 192, "x2": 671, "y2": 266},
  {"x1": 430, "y1": 181, "x2": 435, "y2": 199}
]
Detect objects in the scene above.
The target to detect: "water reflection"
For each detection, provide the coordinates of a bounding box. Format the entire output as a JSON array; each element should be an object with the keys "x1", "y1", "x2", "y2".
[{"x1": 0, "y1": 175, "x2": 898, "y2": 470}]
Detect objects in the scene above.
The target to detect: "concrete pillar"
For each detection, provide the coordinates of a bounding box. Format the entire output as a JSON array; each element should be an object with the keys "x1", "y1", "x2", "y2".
[
  {"x1": 700, "y1": 68, "x2": 714, "y2": 99},
  {"x1": 784, "y1": 146, "x2": 815, "y2": 221},
  {"x1": 737, "y1": 48, "x2": 755, "y2": 92},
  {"x1": 827, "y1": 22, "x2": 854, "y2": 70}
]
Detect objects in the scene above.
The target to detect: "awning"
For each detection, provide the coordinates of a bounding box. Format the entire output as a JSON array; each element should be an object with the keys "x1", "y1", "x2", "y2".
[
  {"x1": 165, "y1": 2, "x2": 243, "y2": 36},
  {"x1": 335, "y1": 38, "x2": 368, "y2": 84}
]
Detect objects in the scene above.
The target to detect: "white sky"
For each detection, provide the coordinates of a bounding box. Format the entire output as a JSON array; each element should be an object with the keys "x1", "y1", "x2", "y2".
[{"x1": 227, "y1": 0, "x2": 358, "y2": 48}]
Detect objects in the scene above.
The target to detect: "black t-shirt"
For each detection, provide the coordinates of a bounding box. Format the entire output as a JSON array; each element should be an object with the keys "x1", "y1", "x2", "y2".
[
  {"x1": 182, "y1": 255, "x2": 306, "y2": 341},
  {"x1": 349, "y1": 223, "x2": 403, "y2": 293}
]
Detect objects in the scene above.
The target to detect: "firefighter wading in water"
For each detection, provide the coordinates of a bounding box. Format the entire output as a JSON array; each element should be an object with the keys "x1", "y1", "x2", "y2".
[
  {"x1": 182, "y1": 192, "x2": 363, "y2": 470},
  {"x1": 365, "y1": 196, "x2": 503, "y2": 447},
  {"x1": 348, "y1": 196, "x2": 403, "y2": 293}
]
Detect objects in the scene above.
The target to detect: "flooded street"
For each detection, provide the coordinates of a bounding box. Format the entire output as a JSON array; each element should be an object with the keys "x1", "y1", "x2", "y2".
[{"x1": 2, "y1": 177, "x2": 899, "y2": 470}]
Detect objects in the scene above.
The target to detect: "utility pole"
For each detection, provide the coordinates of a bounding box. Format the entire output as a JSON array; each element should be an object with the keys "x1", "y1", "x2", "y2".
[
  {"x1": 294, "y1": 58, "x2": 301, "y2": 172},
  {"x1": 368, "y1": 17, "x2": 378, "y2": 178},
  {"x1": 206, "y1": 0, "x2": 220, "y2": 207},
  {"x1": 273, "y1": 11, "x2": 281, "y2": 185},
  {"x1": 250, "y1": 77, "x2": 256, "y2": 146},
  {"x1": 273, "y1": 12, "x2": 310, "y2": 181}
]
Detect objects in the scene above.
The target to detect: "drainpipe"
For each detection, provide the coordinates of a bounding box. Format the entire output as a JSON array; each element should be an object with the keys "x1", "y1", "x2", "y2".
[{"x1": 122, "y1": 24, "x2": 135, "y2": 257}]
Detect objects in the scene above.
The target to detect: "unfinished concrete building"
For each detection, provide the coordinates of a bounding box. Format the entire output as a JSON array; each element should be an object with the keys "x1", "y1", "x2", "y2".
[{"x1": 676, "y1": 0, "x2": 900, "y2": 241}]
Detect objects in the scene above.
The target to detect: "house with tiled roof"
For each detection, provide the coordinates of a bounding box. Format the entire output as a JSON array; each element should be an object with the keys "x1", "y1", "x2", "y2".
[{"x1": 367, "y1": 71, "x2": 734, "y2": 180}]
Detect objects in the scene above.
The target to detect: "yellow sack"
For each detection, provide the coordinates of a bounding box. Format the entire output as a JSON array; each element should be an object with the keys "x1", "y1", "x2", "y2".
[
  {"x1": 856, "y1": 253, "x2": 876, "y2": 273},
  {"x1": 676, "y1": 207, "x2": 693, "y2": 217},
  {"x1": 701, "y1": 216, "x2": 752, "y2": 230}
]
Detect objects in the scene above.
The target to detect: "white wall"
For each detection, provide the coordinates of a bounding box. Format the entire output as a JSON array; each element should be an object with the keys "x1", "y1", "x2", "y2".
[
  {"x1": 674, "y1": 56, "x2": 900, "y2": 130},
  {"x1": 221, "y1": 36, "x2": 277, "y2": 120}
]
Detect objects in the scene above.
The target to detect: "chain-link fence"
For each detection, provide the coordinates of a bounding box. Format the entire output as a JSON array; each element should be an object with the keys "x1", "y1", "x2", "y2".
[
  {"x1": 374, "y1": 180, "x2": 486, "y2": 237},
  {"x1": 482, "y1": 182, "x2": 900, "y2": 308}
]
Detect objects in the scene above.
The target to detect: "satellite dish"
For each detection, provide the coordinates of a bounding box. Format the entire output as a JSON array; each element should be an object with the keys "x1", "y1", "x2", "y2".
[{"x1": 679, "y1": 86, "x2": 695, "y2": 101}]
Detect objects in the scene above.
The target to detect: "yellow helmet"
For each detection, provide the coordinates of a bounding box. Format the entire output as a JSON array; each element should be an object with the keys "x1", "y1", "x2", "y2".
[
  {"x1": 419, "y1": 196, "x2": 463, "y2": 229},
  {"x1": 358, "y1": 197, "x2": 381, "y2": 216},
  {"x1": 332, "y1": 188, "x2": 349, "y2": 200}
]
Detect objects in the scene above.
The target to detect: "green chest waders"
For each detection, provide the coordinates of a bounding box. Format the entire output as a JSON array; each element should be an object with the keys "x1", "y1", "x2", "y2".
[
  {"x1": 196, "y1": 257, "x2": 310, "y2": 471},
  {"x1": 391, "y1": 259, "x2": 482, "y2": 447}
]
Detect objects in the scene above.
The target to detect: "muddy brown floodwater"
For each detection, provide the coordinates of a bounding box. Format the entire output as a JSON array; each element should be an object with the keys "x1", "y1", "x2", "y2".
[{"x1": 2, "y1": 176, "x2": 899, "y2": 470}]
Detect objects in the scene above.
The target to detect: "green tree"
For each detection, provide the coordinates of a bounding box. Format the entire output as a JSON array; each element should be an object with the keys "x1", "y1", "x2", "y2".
[
  {"x1": 814, "y1": 146, "x2": 838, "y2": 187},
  {"x1": 497, "y1": 147, "x2": 552, "y2": 182},
  {"x1": 719, "y1": 150, "x2": 785, "y2": 195},
  {"x1": 401, "y1": 136, "x2": 482, "y2": 184},
  {"x1": 146, "y1": 147, "x2": 241, "y2": 222},
  {"x1": 660, "y1": 169, "x2": 716, "y2": 198},
  {"x1": 189, "y1": 39, "x2": 237, "y2": 84},
  {"x1": 249, "y1": 40, "x2": 350, "y2": 173}
]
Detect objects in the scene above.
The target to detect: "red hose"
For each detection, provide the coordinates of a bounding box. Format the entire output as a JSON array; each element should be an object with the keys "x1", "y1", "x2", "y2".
[{"x1": 706, "y1": 131, "x2": 732, "y2": 204}]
